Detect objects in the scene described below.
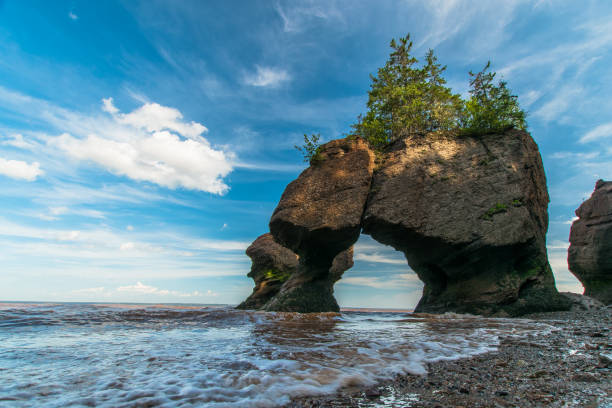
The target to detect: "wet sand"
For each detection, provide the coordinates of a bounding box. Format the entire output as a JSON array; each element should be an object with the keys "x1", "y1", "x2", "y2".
[{"x1": 290, "y1": 307, "x2": 612, "y2": 408}]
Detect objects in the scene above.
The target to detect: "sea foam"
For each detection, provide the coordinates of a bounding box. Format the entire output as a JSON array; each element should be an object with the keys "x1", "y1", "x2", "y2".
[{"x1": 0, "y1": 303, "x2": 553, "y2": 407}]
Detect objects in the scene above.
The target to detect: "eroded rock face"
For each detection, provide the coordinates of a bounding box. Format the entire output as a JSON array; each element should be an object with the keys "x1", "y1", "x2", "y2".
[
  {"x1": 267, "y1": 137, "x2": 375, "y2": 312},
  {"x1": 236, "y1": 233, "x2": 298, "y2": 310},
  {"x1": 363, "y1": 130, "x2": 568, "y2": 316},
  {"x1": 238, "y1": 130, "x2": 569, "y2": 316},
  {"x1": 263, "y1": 246, "x2": 354, "y2": 312},
  {"x1": 569, "y1": 180, "x2": 612, "y2": 304}
]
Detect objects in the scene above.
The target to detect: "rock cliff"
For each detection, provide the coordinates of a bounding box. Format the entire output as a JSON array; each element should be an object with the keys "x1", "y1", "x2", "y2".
[
  {"x1": 239, "y1": 130, "x2": 570, "y2": 315},
  {"x1": 568, "y1": 180, "x2": 612, "y2": 304}
]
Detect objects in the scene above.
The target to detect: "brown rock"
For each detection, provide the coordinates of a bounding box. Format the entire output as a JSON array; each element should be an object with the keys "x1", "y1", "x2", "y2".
[
  {"x1": 362, "y1": 129, "x2": 568, "y2": 316},
  {"x1": 568, "y1": 180, "x2": 612, "y2": 304},
  {"x1": 267, "y1": 137, "x2": 375, "y2": 312},
  {"x1": 263, "y1": 246, "x2": 354, "y2": 312},
  {"x1": 236, "y1": 233, "x2": 298, "y2": 310},
  {"x1": 238, "y1": 130, "x2": 570, "y2": 315}
]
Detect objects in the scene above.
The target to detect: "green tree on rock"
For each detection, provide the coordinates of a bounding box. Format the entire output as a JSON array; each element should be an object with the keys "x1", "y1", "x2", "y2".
[
  {"x1": 462, "y1": 61, "x2": 527, "y2": 134},
  {"x1": 353, "y1": 34, "x2": 463, "y2": 149}
]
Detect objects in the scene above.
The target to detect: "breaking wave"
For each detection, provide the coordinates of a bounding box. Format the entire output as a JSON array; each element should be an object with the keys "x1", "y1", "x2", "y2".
[{"x1": 0, "y1": 303, "x2": 554, "y2": 407}]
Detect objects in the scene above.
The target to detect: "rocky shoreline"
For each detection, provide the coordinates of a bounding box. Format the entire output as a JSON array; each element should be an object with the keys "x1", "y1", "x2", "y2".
[{"x1": 288, "y1": 307, "x2": 612, "y2": 408}]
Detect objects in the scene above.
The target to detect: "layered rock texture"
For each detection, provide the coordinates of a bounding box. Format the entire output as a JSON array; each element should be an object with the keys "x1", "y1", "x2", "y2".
[
  {"x1": 236, "y1": 233, "x2": 298, "y2": 310},
  {"x1": 568, "y1": 180, "x2": 612, "y2": 304},
  {"x1": 267, "y1": 137, "x2": 374, "y2": 312},
  {"x1": 239, "y1": 130, "x2": 570, "y2": 316}
]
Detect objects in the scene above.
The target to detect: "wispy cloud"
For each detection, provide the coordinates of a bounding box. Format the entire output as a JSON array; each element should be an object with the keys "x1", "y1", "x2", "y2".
[
  {"x1": 244, "y1": 66, "x2": 290, "y2": 87},
  {"x1": 549, "y1": 151, "x2": 599, "y2": 160},
  {"x1": 73, "y1": 283, "x2": 217, "y2": 299},
  {"x1": 1, "y1": 134, "x2": 37, "y2": 150},
  {"x1": 354, "y1": 252, "x2": 406, "y2": 265},
  {"x1": 534, "y1": 86, "x2": 583, "y2": 122},
  {"x1": 0, "y1": 87, "x2": 235, "y2": 194},
  {"x1": 339, "y1": 273, "x2": 420, "y2": 289},
  {"x1": 274, "y1": 2, "x2": 344, "y2": 33},
  {"x1": 580, "y1": 122, "x2": 612, "y2": 143}
]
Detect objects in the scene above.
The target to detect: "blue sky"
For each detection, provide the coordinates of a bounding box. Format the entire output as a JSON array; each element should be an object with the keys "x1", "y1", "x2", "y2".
[{"x1": 0, "y1": 0, "x2": 611, "y2": 308}]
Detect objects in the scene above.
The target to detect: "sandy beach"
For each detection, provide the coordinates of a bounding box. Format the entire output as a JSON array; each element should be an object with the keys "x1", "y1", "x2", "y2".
[{"x1": 290, "y1": 307, "x2": 612, "y2": 407}]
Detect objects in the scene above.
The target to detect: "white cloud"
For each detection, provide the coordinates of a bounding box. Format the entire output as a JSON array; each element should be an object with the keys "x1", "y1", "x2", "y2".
[
  {"x1": 1, "y1": 134, "x2": 36, "y2": 149},
  {"x1": 116, "y1": 281, "x2": 209, "y2": 297},
  {"x1": 339, "y1": 273, "x2": 421, "y2": 289},
  {"x1": 520, "y1": 90, "x2": 542, "y2": 108},
  {"x1": 68, "y1": 11, "x2": 78, "y2": 20},
  {"x1": 120, "y1": 242, "x2": 135, "y2": 251},
  {"x1": 117, "y1": 281, "x2": 161, "y2": 294},
  {"x1": 50, "y1": 98, "x2": 233, "y2": 194},
  {"x1": 101, "y1": 97, "x2": 118, "y2": 114},
  {"x1": 547, "y1": 240, "x2": 569, "y2": 250},
  {"x1": 564, "y1": 216, "x2": 579, "y2": 225},
  {"x1": 354, "y1": 252, "x2": 406, "y2": 265},
  {"x1": 0, "y1": 157, "x2": 43, "y2": 181},
  {"x1": 107, "y1": 98, "x2": 208, "y2": 140},
  {"x1": 244, "y1": 66, "x2": 290, "y2": 87},
  {"x1": 126, "y1": 225, "x2": 134, "y2": 231},
  {"x1": 580, "y1": 122, "x2": 612, "y2": 143}
]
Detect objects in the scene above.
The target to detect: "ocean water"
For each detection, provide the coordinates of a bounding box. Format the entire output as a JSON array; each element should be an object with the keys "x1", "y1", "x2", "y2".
[{"x1": 0, "y1": 303, "x2": 554, "y2": 407}]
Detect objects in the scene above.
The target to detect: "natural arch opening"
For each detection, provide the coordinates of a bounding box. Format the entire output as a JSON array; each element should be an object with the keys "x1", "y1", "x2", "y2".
[{"x1": 334, "y1": 235, "x2": 423, "y2": 310}]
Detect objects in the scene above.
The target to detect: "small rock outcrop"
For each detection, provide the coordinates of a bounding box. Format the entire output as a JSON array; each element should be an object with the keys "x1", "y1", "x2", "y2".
[
  {"x1": 236, "y1": 233, "x2": 298, "y2": 310},
  {"x1": 568, "y1": 180, "x2": 612, "y2": 305},
  {"x1": 560, "y1": 292, "x2": 605, "y2": 311},
  {"x1": 267, "y1": 137, "x2": 375, "y2": 312},
  {"x1": 239, "y1": 130, "x2": 570, "y2": 316}
]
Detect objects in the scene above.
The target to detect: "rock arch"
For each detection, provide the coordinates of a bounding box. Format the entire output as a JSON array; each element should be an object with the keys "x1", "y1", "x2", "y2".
[{"x1": 239, "y1": 132, "x2": 571, "y2": 316}]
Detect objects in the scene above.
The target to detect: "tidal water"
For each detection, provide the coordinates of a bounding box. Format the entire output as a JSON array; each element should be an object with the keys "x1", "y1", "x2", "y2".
[{"x1": 0, "y1": 302, "x2": 554, "y2": 407}]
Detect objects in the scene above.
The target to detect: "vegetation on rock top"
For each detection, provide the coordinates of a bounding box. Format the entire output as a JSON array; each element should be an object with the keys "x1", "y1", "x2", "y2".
[{"x1": 296, "y1": 33, "x2": 528, "y2": 161}]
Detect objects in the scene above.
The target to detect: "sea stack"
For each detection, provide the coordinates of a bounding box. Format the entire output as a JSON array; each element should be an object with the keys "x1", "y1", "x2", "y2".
[
  {"x1": 239, "y1": 129, "x2": 570, "y2": 316},
  {"x1": 267, "y1": 137, "x2": 374, "y2": 312},
  {"x1": 568, "y1": 180, "x2": 612, "y2": 304}
]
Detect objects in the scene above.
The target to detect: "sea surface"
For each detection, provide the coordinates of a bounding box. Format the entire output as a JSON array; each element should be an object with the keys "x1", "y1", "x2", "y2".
[{"x1": 0, "y1": 302, "x2": 555, "y2": 407}]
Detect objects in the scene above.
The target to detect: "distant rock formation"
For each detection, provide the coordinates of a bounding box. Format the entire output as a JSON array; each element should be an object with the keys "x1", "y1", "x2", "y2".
[
  {"x1": 236, "y1": 233, "x2": 298, "y2": 310},
  {"x1": 568, "y1": 180, "x2": 612, "y2": 305},
  {"x1": 239, "y1": 130, "x2": 571, "y2": 316}
]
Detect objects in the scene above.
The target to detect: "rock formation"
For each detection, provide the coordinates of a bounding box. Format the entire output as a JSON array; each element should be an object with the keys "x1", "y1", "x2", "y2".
[
  {"x1": 239, "y1": 130, "x2": 570, "y2": 316},
  {"x1": 263, "y1": 246, "x2": 354, "y2": 312},
  {"x1": 568, "y1": 180, "x2": 612, "y2": 304},
  {"x1": 236, "y1": 233, "x2": 299, "y2": 310},
  {"x1": 363, "y1": 130, "x2": 567, "y2": 316},
  {"x1": 267, "y1": 137, "x2": 375, "y2": 312}
]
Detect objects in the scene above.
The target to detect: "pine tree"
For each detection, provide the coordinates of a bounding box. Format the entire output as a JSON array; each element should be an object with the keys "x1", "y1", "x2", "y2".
[
  {"x1": 461, "y1": 61, "x2": 527, "y2": 134},
  {"x1": 353, "y1": 34, "x2": 462, "y2": 149}
]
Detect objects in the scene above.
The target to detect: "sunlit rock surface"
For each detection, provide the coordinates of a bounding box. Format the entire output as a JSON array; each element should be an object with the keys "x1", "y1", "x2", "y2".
[
  {"x1": 363, "y1": 130, "x2": 569, "y2": 316},
  {"x1": 267, "y1": 137, "x2": 374, "y2": 312},
  {"x1": 240, "y1": 130, "x2": 570, "y2": 315}
]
